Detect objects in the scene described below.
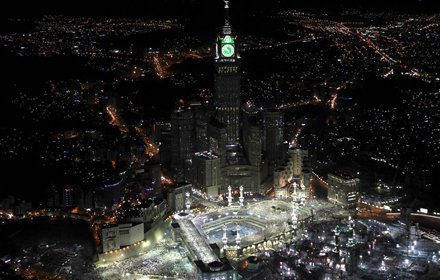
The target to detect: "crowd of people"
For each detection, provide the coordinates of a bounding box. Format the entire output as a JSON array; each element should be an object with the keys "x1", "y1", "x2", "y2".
[
  {"x1": 81, "y1": 237, "x2": 196, "y2": 280},
  {"x1": 178, "y1": 219, "x2": 218, "y2": 263}
]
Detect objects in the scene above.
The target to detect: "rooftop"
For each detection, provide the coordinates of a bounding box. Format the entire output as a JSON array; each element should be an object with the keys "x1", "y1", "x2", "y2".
[
  {"x1": 331, "y1": 170, "x2": 357, "y2": 180},
  {"x1": 194, "y1": 151, "x2": 219, "y2": 160}
]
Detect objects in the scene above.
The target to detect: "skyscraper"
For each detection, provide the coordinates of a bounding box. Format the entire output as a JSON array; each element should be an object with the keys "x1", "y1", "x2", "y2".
[
  {"x1": 262, "y1": 110, "x2": 285, "y2": 167},
  {"x1": 194, "y1": 105, "x2": 216, "y2": 152},
  {"x1": 171, "y1": 109, "x2": 195, "y2": 181},
  {"x1": 191, "y1": 152, "x2": 221, "y2": 197},
  {"x1": 213, "y1": 0, "x2": 241, "y2": 143},
  {"x1": 243, "y1": 116, "x2": 262, "y2": 167},
  {"x1": 170, "y1": 1, "x2": 269, "y2": 195}
]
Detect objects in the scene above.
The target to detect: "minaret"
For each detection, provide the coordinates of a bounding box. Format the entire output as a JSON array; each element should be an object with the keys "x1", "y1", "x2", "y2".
[
  {"x1": 214, "y1": 0, "x2": 241, "y2": 143},
  {"x1": 333, "y1": 225, "x2": 340, "y2": 254},
  {"x1": 348, "y1": 216, "x2": 355, "y2": 247},
  {"x1": 239, "y1": 185, "x2": 244, "y2": 207},
  {"x1": 185, "y1": 192, "x2": 191, "y2": 214},
  {"x1": 332, "y1": 224, "x2": 341, "y2": 276},
  {"x1": 227, "y1": 185, "x2": 233, "y2": 207},
  {"x1": 292, "y1": 182, "x2": 298, "y2": 204},
  {"x1": 291, "y1": 201, "x2": 298, "y2": 230},
  {"x1": 347, "y1": 216, "x2": 357, "y2": 275},
  {"x1": 300, "y1": 184, "x2": 306, "y2": 205},
  {"x1": 235, "y1": 224, "x2": 242, "y2": 249},
  {"x1": 222, "y1": 224, "x2": 228, "y2": 249}
]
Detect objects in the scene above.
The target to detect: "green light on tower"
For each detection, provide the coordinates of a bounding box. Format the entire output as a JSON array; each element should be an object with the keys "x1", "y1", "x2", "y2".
[
  {"x1": 222, "y1": 35, "x2": 234, "y2": 44},
  {"x1": 221, "y1": 44, "x2": 234, "y2": 57}
]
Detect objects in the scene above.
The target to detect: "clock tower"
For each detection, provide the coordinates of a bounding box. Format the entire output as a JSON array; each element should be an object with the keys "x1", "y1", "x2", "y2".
[{"x1": 214, "y1": 0, "x2": 241, "y2": 143}]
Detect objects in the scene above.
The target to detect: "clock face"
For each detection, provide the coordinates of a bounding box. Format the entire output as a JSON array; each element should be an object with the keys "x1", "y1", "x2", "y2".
[{"x1": 221, "y1": 44, "x2": 234, "y2": 57}]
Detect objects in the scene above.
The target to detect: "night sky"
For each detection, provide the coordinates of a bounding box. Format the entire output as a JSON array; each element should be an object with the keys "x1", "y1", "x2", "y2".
[
  {"x1": 1, "y1": 0, "x2": 439, "y2": 18},
  {"x1": 0, "y1": 0, "x2": 439, "y2": 204}
]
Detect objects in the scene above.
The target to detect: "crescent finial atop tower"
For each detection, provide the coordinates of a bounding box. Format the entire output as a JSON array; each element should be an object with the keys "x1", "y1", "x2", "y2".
[{"x1": 224, "y1": 0, "x2": 230, "y2": 26}]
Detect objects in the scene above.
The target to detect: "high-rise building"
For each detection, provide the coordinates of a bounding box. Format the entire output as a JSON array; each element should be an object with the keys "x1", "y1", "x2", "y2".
[
  {"x1": 262, "y1": 110, "x2": 285, "y2": 167},
  {"x1": 171, "y1": 109, "x2": 195, "y2": 181},
  {"x1": 143, "y1": 161, "x2": 162, "y2": 197},
  {"x1": 213, "y1": 0, "x2": 241, "y2": 143},
  {"x1": 191, "y1": 152, "x2": 221, "y2": 197},
  {"x1": 63, "y1": 186, "x2": 83, "y2": 208},
  {"x1": 327, "y1": 171, "x2": 360, "y2": 207},
  {"x1": 207, "y1": 118, "x2": 228, "y2": 166},
  {"x1": 195, "y1": 105, "x2": 216, "y2": 152},
  {"x1": 154, "y1": 122, "x2": 172, "y2": 165},
  {"x1": 291, "y1": 148, "x2": 308, "y2": 177},
  {"x1": 274, "y1": 147, "x2": 311, "y2": 198},
  {"x1": 243, "y1": 116, "x2": 262, "y2": 167},
  {"x1": 171, "y1": 1, "x2": 270, "y2": 195}
]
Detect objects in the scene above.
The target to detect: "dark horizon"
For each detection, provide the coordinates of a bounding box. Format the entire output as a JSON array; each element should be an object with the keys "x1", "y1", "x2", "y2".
[{"x1": 1, "y1": 0, "x2": 439, "y2": 19}]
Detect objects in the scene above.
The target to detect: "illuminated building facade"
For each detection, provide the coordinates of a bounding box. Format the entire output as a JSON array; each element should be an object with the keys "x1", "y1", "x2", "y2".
[
  {"x1": 274, "y1": 147, "x2": 311, "y2": 198},
  {"x1": 166, "y1": 182, "x2": 192, "y2": 211},
  {"x1": 63, "y1": 186, "x2": 83, "y2": 208},
  {"x1": 327, "y1": 171, "x2": 360, "y2": 207},
  {"x1": 170, "y1": 1, "x2": 271, "y2": 195},
  {"x1": 213, "y1": 0, "x2": 241, "y2": 143},
  {"x1": 191, "y1": 152, "x2": 221, "y2": 197},
  {"x1": 101, "y1": 224, "x2": 120, "y2": 253}
]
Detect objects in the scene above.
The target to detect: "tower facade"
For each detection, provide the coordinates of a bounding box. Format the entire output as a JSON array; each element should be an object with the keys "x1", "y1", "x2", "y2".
[
  {"x1": 171, "y1": 109, "x2": 195, "y2": 181},
  {"x1": 243, "y1": 117, "x2": 262, "y2": 167},
  {"x1": 214, "y1": 0, "x2": 241, "y2": 143},
  {"x1": 195, "y1": 105, "x2": 216, "y2": 152},
  {"x1": 262, "y1": 110, "x2": 285, "y2": 167},
  {"x1": 191, "y1": 152, "x2": 221, "y2": 197}
]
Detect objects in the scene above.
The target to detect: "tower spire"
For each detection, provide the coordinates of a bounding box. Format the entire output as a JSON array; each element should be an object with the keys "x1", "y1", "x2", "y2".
[{"x1": 224, "y1": 0, "x2": 230, "y2": 26}]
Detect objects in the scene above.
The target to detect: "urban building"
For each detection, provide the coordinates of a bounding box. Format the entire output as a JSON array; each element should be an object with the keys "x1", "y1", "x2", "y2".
[
  {"x1": 166, "y1": 1, "x2": 272, "y2": 196},
  {"x1": 101, "y1": 224, "x2": 120, "y2": 253},
  {"x1": 291, "y1": 148, "x2": 309, "y2": 177},
  {"x1": 261, "y1": 110, "x2": 285, "y2": 169},
  {"x1": 142, "y1": 161, "x2": 162, "y2": 197},
  {"x1": 104, "y1": 179, "x2": 124, "y2": 207},
  {"x1": 166, "y1": 182, "x2": 192, "y2": 211},
  {"x1": 100, "y1": 223, "x2": 144, "y2": 253},
  {"x1": 153, "y1": 122, "x2": 172, "y2": 165},
  {"x1": 243, "y1": 116, "x2": 262, "y2": 167},
  {"x1": 63, "y1": 186, "x2": 83, "y2": 208},
  {"x1": 190, "y1": 152, "x2": 221, "y2": 198},
  {"x1": 115, "y1": 198, "x2": 166, "y2": 224},
  {"x1": 195, "y1": 105, "x2": 216, "y2": 152},
  {"x1": 213, "y1": 4, "x2": 241, "y2": 144},
  {"x1": 118, "y1": 223, "x2": 144, "y2": 247},
  {"x1": 327, "y1": 171, "x2": 360, "y2": 207},
  {"x1": 274, "y1": 147, "x2": 311, "y2": 198},
  {"x1": 171, "y1": 109, "x2": 195, "y2": 181},
  {"x1": 207, "y1": 118, "x2": 228, "y2": 166}
]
